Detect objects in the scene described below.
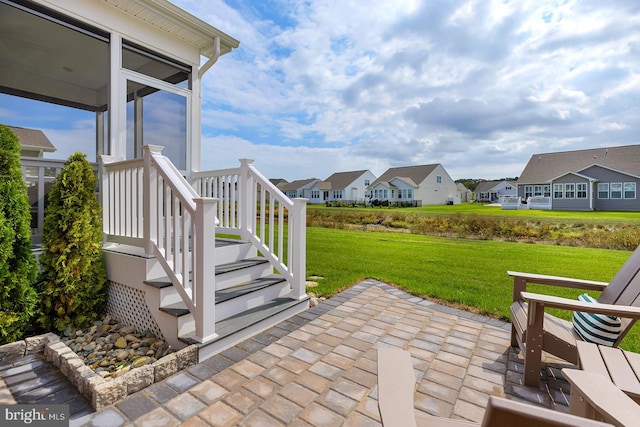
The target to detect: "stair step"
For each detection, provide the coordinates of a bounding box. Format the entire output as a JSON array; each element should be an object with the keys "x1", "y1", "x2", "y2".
[
  {"x1": 144, "y1": 257, "x2": 270, "y2": 290},
  {"x1": 180, "y1": 297, "x2": 308, "y2": 345},
  {"x1": 157, "y1": 275, "x2": 287, "y2": 317}
]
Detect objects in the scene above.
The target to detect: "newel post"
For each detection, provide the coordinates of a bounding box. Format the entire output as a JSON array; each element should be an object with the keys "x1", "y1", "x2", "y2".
[
  {"x1": 143, "y1": 145, "x2": 163, "y2": 256},
  {"x1": 193, "y1": 197, "x2": 218, "y2": 343},
  {"x1": 238, "y1": 159, "x2": 255, "y2": 241},
  {"x1": 291, "y1": 198, "x2": 308, "y2": 300},
  {"x1": 100, "y1": 154, "x2": 116, "y2": 239}
]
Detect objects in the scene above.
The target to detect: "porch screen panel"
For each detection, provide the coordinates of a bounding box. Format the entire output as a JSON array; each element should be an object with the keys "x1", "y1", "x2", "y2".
[{"x1": 125, "y1": 80, "x2": 188, "y2": 171}]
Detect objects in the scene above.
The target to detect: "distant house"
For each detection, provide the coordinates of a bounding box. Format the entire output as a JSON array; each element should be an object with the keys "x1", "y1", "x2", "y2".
[
  {"x1": 269, "y1": 178, "x2": 288, "y2": 190},
  {"x1": 367, "y1": 164, "x2": 458, "y2": 206},
  {"x1": 475, "y1": 180, "x2": 517, "y2": 203},
  {"x1": 456, "y1": 183, "x2": 472, "y2": 202},
  {"x1": 308, "y1": 170, "x2": 376, "y2": 204},
  {"x1": 517, "y1": 145, "x2": 640, "y2": 211},
  {"x1": 279, "y1": 178, "x2": 321, "y2": 199},
  {"x1": 9, "y1": 125, "x2": 56, "y2": 158}
]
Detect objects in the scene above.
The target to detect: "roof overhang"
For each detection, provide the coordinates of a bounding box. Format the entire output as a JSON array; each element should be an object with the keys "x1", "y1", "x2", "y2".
[{"x1": 103, "y1": 0, "x2": 239, "y2": 58}]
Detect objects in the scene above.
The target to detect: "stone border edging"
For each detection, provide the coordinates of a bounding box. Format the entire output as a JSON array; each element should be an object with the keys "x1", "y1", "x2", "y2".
[{"x1": 0, "y1": 333, "x2": 198, "y2": 411}]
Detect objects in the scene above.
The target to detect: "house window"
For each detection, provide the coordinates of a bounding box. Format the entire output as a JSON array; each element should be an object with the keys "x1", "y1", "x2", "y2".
[
  {"x1": 505, "y1": 185, "x2": 512, "y2": 190},
  {"x1": 311, "y1": 190, "x2": 320, "y2": 199},
  {"x1": 383, "y1": 190, "x2": 387, "y2": 198},
  {"x1": 534, "y1": 185, "x2": 544, "y2": 196},
  {"x1": 364, "y1": 180, "x2": 370, "y2": 186},
  {"x1": 333, "y1": 190, "x2": 343, "y2": 199},
  {"x1": 407, "y1": 189, "x2": 413, "y2": 199},
  {"x1": 624, "y1": 182, "x2": 636, "y2": 199},
  {"x1": 564, "y1": 183, "x2": 575, "y2": 199},
  {"x1": 576, "y1": 183, "x2": 587, "y2": 199},
  {"x1": 553, "y1": 184, "x2": 563, "y2": 199},
  {"x1": 598, "y1": 183, "x2": 609, "y2": 199},
  {"x1": 436, "y1": 176, "x2": 442, "y2": 184},
  {"x1": 611, "y1": 183, "x2": 622, "y2": 199},
  {"x1": 524, "y1": 186, "x2": 533, "y2": 198},
  {"x1": 543, "y1": 185, "x2": 551, "y2": 197},
  {"x1": 398, "y1": 190, "x2": 403, "y2": 199}
]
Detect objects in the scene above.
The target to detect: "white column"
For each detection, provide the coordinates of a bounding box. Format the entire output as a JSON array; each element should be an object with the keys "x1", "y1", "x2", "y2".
[
  {"x1": 193, "y1": 197, "x2": 218, "y2": 343},
  {"x1": 109, "y1": 32, "x2": 126, "y2": 161},
  {"x1": 291, "y1": 198, "x2": 308, "y2": 300}
]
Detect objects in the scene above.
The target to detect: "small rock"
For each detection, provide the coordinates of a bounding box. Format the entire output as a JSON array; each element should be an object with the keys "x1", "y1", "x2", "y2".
[
  {"x1": 99, "y1": 324, "x2": 112, "y2": 334},
  {"x1": 116, "y1": 350, "x2": 129, "y2": 361},
  {"x1": 114, "y1": 337, "x2": 127, "y2": 349},
  {"x1": 113, "y1": 365, "x2": 131, "y2": 378},
  {"x1": 98, "y1": 371, "x2": 111, "y2": 378},
  {"x1": 133, "y1": 357, "x2": 149, "y2": 368},
  {"x1": 124, "y1": 334, "x2": 140, "y2": 343},
  {"x1": 63, "y1": 325, "x2": 74, "y2": 337},
  {"x1": 131, "y1": 343, "x2": 140, "y2": 350},
  {"x1": 119, "y1": 326, "x2": 136, "y2": 335}
]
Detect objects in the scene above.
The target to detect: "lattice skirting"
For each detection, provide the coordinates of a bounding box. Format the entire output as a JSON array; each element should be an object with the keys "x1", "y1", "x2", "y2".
[{"x1": 106, "y1": 281, "x2": 164, "y2": 340}]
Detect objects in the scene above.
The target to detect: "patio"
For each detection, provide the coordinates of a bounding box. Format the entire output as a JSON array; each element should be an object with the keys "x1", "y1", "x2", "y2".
[{"x1": 1, "y1": 279, "x2": 573, "y2": 426}]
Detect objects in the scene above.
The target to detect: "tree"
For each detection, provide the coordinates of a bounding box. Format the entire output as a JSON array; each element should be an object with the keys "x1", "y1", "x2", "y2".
[
  {"x1": 0, "y1": 125, "x2": 38, "y2": 344},
  {"x1": 36, "y1": 152, "x2": 108, "y2": 332}
]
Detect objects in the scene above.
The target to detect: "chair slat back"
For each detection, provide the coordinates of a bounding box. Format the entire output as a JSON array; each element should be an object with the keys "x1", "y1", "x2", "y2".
[{"x1": 598, "y1": 245, "x2": 640, "y2": 305}]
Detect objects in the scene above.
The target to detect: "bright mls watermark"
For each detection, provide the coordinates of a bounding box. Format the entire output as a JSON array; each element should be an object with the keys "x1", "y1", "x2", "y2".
[{"x1": 1, "y1": 405, "x2": 68, "y2": 426}]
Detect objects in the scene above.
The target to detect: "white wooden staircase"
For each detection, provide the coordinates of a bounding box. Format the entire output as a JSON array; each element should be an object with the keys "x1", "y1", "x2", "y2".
[
  {"x1": 144, "y1": 238, "x2": 308, "y2": 359},
  {"x1": 101, "y1": 146, "x2": 309, "y2": 361}
]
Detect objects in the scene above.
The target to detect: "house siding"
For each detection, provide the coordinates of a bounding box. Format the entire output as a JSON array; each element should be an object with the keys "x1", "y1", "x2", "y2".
[
  {"x1": 585, "y1": 166, "x2": 640, "y2": 211},
  {"x1": 414, "y1": 164, "x2": 457, "y2": 205},
  {"x1": 551, "y1": 175, "x2": 591, "y2": 211}
]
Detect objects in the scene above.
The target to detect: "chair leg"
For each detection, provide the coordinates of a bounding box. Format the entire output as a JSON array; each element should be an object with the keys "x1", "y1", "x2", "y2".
[{"x1": 523, "y1": 302, "x2": 544, "y2": 387}]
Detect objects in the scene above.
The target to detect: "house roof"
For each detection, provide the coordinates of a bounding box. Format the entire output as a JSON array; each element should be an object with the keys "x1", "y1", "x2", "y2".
[
  {"x1": 369, "y1": 164, "x2": 440, "y2": 188},
  {"x1": 518, "y1": 145, "x2": 640, "y2": 185},
  {"x1": 279, "y1": 178, "x2": 319, "y2": 192},
  {"x1": 322, "y1": 170, "x2": 370, "y2": 191},
  {"x1": 269, "y1": 178, "x2": 288, "y2": 188},
  {"x1": 475, "y1": 180, "x2": 515, "y2": 193},
  {"x1": 8, "y1": 125, "x2": 56, "y2": 153}
]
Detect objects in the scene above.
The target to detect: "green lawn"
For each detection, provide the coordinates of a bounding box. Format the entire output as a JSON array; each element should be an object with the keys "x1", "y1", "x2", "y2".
[
  {"x1": 305, "y1": 226, "x2": 640, "y2": 351},
  {"x1": 309, "y1": 202, "x2": 640, "y2": 223}
]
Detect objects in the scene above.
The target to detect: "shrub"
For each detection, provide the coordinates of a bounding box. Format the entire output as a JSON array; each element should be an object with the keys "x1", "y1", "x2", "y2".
[
  {"x1": 0, "y1": 125, "x2": 38, "y2": 344},
  {"x1": 36, "y1": 152, "x2": 108, "y2": 332}
]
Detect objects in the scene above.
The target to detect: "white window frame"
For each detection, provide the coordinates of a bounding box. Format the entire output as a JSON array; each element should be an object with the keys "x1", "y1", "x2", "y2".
[
  {"x1": 576, "y1": 183, "x2": 587, "y2": 199},
  {"x1": 611, "y1": 182, "x2": 623, "y2": 199},
  {"x1": 598, "y1": 183, "x2": 609, "y2": 199},
  {"x1": 524, "y1": 186, "x2": 533, "y2": 198},
  {"x1": 436, "y1": 175, "x2": 442, "y2": 184},
  {"x1": 564, "y1": 183, "x2": 575, "y2": 199},
  {"x1": 553, "y1": 184, "x2": 563, "y2": 199},
  {"x1": 624, "y1": 182, "x2": 636, "y2": 199}
]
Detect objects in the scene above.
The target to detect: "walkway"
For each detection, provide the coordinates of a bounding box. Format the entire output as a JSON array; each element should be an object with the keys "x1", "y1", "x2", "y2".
[{"x1": 7, "y1": 280, "x2": 574, "y2": 426}]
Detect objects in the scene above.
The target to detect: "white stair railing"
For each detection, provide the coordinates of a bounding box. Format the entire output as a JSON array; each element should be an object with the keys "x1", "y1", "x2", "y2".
[
  {"x1": 102, "y1": 146, "x2": 218, "y2": 343},
  {"x1": 194, "y1": 159, "x2": 307, "y2": 301}
]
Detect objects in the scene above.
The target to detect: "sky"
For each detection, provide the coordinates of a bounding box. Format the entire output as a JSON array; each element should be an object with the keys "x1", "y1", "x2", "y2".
[{"x1": 2, "y1": 0, "x2": 639, "y2": 181}]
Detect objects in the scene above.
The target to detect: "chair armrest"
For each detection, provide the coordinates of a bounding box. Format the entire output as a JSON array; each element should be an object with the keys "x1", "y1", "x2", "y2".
[
  {"x1": 563, "y1": 369, "x2": 640, "y2": 426},
  {"x1": 521, "y1": 291, "x2": 640, "y2": 318},
  {"x1": 508, "y1": 271, "x2": 608, "y2": 291}
]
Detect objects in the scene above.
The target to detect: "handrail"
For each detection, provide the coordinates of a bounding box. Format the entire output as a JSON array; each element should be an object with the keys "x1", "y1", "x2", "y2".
[
  {"x1": 102, "y1": 146, "x2": 217, "y2": 343},
  {"x1": 194, "y1": 159, "x2": 307, "y2": 301}
]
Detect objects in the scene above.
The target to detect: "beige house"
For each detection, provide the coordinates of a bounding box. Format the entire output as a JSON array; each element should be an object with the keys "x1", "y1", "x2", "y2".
[{"x1": 367, "y1": 164, "x2": 458, "y2": 206}]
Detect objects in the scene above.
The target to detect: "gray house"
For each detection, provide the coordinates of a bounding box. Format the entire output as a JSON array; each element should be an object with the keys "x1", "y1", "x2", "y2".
[
  {"x1": 517, "y1": 145, "x2": 640, "y2": 211},
  {"x1": 279, "y1": 178, "x2": 321, "y2": 199},
  {"x1": 475, "y1": 180, "x2": 517, "y2": 203}
]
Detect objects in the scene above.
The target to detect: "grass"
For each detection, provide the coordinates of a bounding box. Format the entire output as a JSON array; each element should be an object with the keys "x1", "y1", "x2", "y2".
[{"x1": 305, "y1": 227, "x2": 640, "y2": 352}]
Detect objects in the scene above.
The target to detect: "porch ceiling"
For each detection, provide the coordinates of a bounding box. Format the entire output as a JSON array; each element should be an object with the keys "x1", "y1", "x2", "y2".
[
  {"x1": 0, "y1": 1, "x2": 110, "y2": 111},
  {"x1": 0, "y1": 0, "x2": 239, "y2": 112}
]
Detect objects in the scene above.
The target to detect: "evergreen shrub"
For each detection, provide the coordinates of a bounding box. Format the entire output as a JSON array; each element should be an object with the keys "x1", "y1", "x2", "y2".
[
  {"x1": 0, "y1": 125, "x2": 38, "y2": 344},
  {"x1": 36, "y1": 152, "x2": 108, "y2": 332}
]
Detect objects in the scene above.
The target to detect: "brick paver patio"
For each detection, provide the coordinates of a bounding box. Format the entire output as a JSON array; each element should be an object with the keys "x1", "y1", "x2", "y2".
[{"x1": 7, "y1": 280, "x2": 575, "y2": 426}]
